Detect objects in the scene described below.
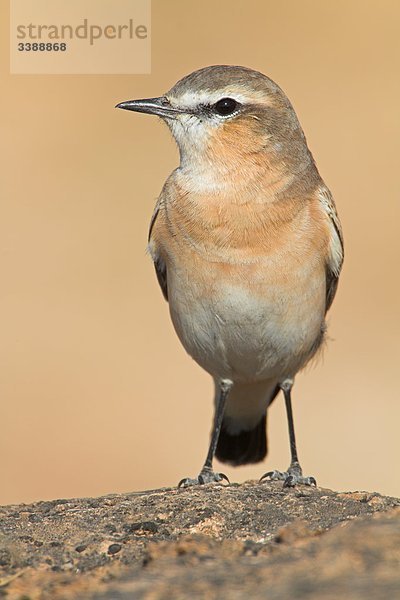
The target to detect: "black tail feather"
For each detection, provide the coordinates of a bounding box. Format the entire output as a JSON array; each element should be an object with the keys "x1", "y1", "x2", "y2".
[{"x1": 215, "y1": 415, "x2": 267, "y2": 466}]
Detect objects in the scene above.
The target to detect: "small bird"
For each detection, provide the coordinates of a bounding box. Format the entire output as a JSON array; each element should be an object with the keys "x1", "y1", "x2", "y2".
[{"x1": 117, "y1": 65, "x2": 343, "y2": 488}]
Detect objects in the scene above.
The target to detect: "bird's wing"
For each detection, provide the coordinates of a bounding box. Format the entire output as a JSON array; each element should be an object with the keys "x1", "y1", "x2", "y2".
[
  {"x1": 318, "y1": 187, "x2": 344, "y2": 312},
  {"x1": 148, "y1": 198, "x2": 168, "y2": 302}
]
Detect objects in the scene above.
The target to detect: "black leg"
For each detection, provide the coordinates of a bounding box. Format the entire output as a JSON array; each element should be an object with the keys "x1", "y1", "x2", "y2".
[
  {"x1": 179, "y1": 379, "x2": 232, "y2": 487},
  {"x1": 283, "y1": 384, "x2": 300, "y2": 468},
  {"x1": 260, "y1": 380, "x2": 316, "y2": 488}
]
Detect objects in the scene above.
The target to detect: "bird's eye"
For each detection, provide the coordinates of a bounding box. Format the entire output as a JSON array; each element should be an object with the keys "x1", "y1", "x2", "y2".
[{"x1": 213, "y1": 97, "x2": 239, "y2": 116}]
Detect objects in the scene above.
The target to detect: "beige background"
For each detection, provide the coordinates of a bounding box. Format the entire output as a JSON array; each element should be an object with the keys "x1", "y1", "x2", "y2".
[{"x1": 1, "y1": 0, "x2": 399, "y2": 505}]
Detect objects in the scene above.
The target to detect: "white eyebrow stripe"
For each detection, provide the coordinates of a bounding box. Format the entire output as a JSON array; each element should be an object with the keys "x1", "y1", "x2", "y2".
[
  {"x1": 169, "y1": 89, "x2": 273, "y2": 111},
  {"x1": 169, "y1": 90, "x2": 248, "y2": 109}
]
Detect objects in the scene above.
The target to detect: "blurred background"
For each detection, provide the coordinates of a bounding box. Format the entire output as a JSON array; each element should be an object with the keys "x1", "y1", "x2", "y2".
[{"x1": 1, "y1": 0, "x2": 399, "y2": 505}]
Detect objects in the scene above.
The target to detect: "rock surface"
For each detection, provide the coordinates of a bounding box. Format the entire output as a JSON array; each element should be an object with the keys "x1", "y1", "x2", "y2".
[{"x1": 0, "y1": 482, "x2": 399, "y2": 599}]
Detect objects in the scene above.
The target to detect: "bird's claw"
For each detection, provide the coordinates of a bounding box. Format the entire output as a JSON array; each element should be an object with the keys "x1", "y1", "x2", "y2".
[
  {"x1": 178, "y1": 470, "x2": 230, "y2": 488},
  {"x1": 260, "y1": 469, "x2": 316, "y2": 488}
]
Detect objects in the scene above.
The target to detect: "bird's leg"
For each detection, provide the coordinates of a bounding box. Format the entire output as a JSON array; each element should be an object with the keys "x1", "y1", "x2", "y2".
[
  {"x1": 178, "y1": 379, "x2": 232, "y2": 487},
  {"x1": 260, "y1": 380, "x2": 316, "y2": 488}
]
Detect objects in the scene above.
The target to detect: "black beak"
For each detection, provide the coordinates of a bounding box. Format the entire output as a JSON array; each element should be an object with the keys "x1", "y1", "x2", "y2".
[{"x1": 115, "y1": 96, "x2": 183, "y2": 118}]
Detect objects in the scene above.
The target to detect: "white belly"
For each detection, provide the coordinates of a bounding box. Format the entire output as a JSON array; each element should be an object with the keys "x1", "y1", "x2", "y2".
[{"x1": 168, "y1": 269, "x2": 326, "y2": 383}]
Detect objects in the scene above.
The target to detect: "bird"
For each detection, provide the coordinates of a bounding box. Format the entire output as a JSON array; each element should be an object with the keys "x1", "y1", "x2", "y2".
[{"x1": 116, "y1": 65, "x2": 343, "y2": 488}]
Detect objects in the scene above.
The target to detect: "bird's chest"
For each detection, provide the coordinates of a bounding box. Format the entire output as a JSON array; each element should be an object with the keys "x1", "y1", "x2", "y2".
[{"x1": 150, "y1": 195, "x2": 327, "y2": 382}]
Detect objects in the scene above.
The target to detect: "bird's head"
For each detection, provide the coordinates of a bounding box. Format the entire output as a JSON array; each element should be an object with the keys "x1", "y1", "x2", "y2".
[{"x1": 117, "y1": 66, "x2": 311, "y2": 193}]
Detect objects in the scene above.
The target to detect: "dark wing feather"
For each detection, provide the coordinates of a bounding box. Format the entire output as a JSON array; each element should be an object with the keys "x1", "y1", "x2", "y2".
[
  {"x1": 318, "y1": 188, "x2": 344, "y2": 313},
  {"x1": 148, "y1": 200, "x2": 168, "y2": 302},
  {"x1": 154, "y1": 256, "x2": 168, "y2": 301},
  {"x1": 325, "y1": 266, "x2": 339, "y2": 312}
]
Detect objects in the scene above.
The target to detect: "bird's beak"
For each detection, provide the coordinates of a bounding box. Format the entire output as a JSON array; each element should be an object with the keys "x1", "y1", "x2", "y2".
[{"x1": 115, "y1": 96, "x2": 183, "y2": 118}]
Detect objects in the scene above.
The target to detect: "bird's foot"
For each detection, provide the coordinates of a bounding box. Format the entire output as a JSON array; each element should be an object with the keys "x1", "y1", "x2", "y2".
[
  {"x1": 178, "y1": 468, "x2": 229, "y2": 488},
  {"x1": 260, "y1": 463, "x2": 316, "y2": 488}
]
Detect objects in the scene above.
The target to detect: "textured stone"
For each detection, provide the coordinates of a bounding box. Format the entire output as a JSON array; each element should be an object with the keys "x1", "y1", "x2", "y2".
[{"x1": 0, "y1": 482, "x2": 399, "y2": 599}]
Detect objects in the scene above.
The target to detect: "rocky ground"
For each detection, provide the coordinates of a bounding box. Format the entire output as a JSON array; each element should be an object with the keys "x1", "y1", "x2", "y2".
[{"x1": 0, "y1": 481, "x2": 399, "y2": 599}]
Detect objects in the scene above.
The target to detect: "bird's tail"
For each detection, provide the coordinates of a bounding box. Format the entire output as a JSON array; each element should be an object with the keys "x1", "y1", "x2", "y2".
[
  {"x1": 215, "y1": 380, "x2": 279, "y2": 466},
  {"x1": 216, "y1": 414, "x2": 267, "y2": 465}
]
